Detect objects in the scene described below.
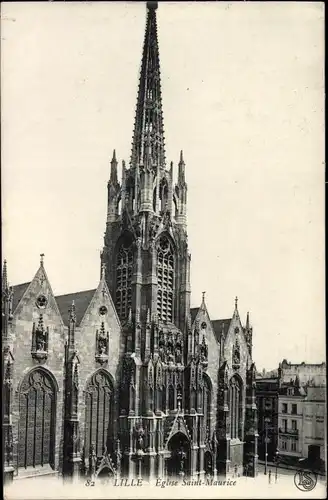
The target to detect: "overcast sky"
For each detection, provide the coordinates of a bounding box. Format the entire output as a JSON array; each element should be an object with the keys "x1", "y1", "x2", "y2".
[{"x1": 1, "y1": 2, "x2": 325, "y2": 371}]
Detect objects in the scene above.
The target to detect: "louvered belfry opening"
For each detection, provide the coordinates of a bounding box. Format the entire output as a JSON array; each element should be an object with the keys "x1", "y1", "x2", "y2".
[
  {"x1": 115, "y1": 237, "x2": 133, "y2": 321},
  {"x1": 156, "y1": 235, "x2": 174, "y2": 322},
  {"x1": 84, "y1": 371, "x2": 114, "y2": 459},
  {"x1": 18, "y1": 369, "x2": 56, "y2": 469}
]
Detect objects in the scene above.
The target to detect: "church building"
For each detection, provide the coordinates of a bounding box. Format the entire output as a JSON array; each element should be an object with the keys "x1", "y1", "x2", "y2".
[{"x1": 2, "y1": 2, "x2": 258, "y2": 483}]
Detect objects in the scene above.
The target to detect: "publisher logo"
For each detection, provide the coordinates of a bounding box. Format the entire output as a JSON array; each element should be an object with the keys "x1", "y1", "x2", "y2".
[{"x1": 294, "y1": 470, "x2": 317, "y2": 492}]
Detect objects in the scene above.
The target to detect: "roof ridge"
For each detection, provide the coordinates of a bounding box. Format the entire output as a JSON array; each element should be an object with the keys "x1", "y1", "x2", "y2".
[{"x1": 55, "y1": 288, "x2": 97, "y2": 299}]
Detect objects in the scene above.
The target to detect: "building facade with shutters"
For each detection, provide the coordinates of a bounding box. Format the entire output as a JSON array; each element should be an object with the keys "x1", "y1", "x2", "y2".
[{"x1": 2, "y1": 2, "x2": 258, "y2": 484}]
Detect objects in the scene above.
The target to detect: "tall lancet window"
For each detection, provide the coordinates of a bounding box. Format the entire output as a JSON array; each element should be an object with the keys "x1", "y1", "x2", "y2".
[
  {"x1": 229, "y1": 376, "x2": 242, "y2": 440},
  {"x1": 157, "y1": 235, "x2": 174, "y2": 322},
  {"x1": 116, "y1": 236, "x2": 133, "y2": 321}
]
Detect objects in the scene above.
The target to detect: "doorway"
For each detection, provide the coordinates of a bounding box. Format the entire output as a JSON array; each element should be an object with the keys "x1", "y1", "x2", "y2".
[{"x1": 167, "y1": 432, "x2": 191, "y2": 478}]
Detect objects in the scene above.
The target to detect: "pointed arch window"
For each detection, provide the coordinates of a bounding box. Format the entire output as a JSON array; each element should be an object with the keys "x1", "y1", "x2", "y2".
[
  {"x1": 116, "y1": 237, "x2": 133, "y2": 321},
  {"x1": 84, "y1": 371, "x2": 114, "y2": 459},
  {"x1": 156, "y1": 235, "x2": 174, "y2": 322},
  {"x1": 229, "y1": 376, "x2": 242, "y2": 440},
  {"x1": 18, "y1": 369, "x2": 56, "y2": 469}
]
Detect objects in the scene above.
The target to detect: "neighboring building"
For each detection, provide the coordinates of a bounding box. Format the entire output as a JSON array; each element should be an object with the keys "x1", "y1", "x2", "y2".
[
  {"x1": 256, "y1": 377, "x2": 279, "y2": 461},
  {"x1": 256, "y1": 361, "x2": 326, "y2": 473},
  {"x1": 2, "y1": 2, "x2": 258, "y2": 484},
  {"x1": 278, "y1": 378, "x2": 306, "y2": 460},
  {"x1": 278, "y1": 359, "x2": 326, "y2": 387},
  {"x1": 302, "y1": 385, "x2": 326, "y2": 466}
]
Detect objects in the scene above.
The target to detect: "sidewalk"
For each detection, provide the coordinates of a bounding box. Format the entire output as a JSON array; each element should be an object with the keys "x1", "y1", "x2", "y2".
[{"x1": 258, "y1": 459, "x2": 326, "y2": 477}]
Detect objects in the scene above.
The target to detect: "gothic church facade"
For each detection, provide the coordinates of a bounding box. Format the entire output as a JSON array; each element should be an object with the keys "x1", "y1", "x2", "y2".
[{"x1": 2, "y1": 2, "x2": 258, "y2": 483}]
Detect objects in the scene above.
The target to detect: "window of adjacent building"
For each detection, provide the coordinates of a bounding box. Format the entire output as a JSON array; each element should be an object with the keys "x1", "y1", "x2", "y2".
[
  {"x1": 281, "y1": 439, "x2": 287, "y2": 451},
  {"x1": 116, "y1": 238, "x2": 133, "y2": 321},
  {"x1": 291, "y1": 404, "x2": 297, "y2": 415},
  {"x1": 282, "y1": 419, "x2": 287, "y2": 432},
  {"x1": 291, "y1": 441, "x2": 297, "y2": 452},
  {"x1": 287, "y1": 387, "x2": 294, "y2": 396},
  {"x1": 282, "y1": 403, "x2": 288, "y2": 414},
  {"x1": 291, "y1": 420, "x2": 297, "y2": 431},
  {"x1": 157, "y1": 235, "x2": 174, "y2": 322}
]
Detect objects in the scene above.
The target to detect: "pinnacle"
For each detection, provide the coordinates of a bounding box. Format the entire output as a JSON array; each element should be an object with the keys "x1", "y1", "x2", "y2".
[
  {"x1": 2, "y1": 259, "x2": 8, "y2": 291},
  {"x1": 111, "y1": 149, "x2": 117, "y2": 163}
]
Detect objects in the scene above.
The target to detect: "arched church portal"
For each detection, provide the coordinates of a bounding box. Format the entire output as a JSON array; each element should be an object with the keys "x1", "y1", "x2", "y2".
[{"x1": 167, "y1": 432, "x2": 191, "y2": 478}]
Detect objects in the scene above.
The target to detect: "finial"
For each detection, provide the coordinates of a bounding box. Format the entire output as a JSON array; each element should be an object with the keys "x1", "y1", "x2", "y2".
[
  {"x1": 147, "y1": 1, "x2": 158, "y2": 10},
  {"x1": 38, "y1": 313, "x2": 44, "y2": 330},
  {"x1": 202, "y1": 291, "x2": 206, "y2": 304},
  {"x1": 69, "y1": 300, "x2": 76, "y2": 323},
  {"x1": 101, "y1": 262, "x2": 106, "y2": 280},
  {"x1": 179, "y1": 150, "x2": 185, "y2": 164},
  {"x1": 235, "y1": 296, "x2": 238, "y2": 309},
  {"x1": 40, "y1": 253, "x2": 45, "y2": 266}
]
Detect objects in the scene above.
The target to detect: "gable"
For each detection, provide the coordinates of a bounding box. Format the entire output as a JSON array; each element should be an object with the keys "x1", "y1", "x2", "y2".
[
  {"x1": 12, "y1": 266, "x2": 64, "y2": 326},
  {"x1": 79, "y1": 279, "x2": 120, "y2": 328}
]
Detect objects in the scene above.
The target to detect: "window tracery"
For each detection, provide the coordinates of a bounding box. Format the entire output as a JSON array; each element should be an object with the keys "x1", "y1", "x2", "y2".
[
  {"x1": 84, "y1": 371, "x2": 114, "y2": 459},
  {"x1": 18, "y1": 369, "x2": 56, "y2": 469}
]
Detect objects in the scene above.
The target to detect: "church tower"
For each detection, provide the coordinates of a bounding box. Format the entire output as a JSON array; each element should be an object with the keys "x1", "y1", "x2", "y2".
[
  {"x1": 102, "y1": 1, "x2": 190, "y2": 334},
  {"x1": 101, "y1": 1, "x2": 193, "y2": 479}
]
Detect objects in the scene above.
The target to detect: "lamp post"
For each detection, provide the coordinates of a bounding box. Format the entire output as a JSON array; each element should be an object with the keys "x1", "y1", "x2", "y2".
[
  {"x1": 264, "y1": 417, "x2": 270, "y2": 475},
  {"x1": 275, "y1": 449, "x2": 279, "y2": 483}
]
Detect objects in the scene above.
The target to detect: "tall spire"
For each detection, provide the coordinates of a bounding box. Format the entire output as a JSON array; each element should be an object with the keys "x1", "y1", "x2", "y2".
[{"x1": 130, "y1": 1, "x2": 165, "y2": 169}]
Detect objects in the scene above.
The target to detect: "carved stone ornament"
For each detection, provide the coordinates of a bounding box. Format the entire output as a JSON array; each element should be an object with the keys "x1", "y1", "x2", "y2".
[
  {"x1": 232, "y1": 338, "x2": 240, "y2": 370},
  {"x1": 36, "y1": 294, "x2": 48, "y2": 309},
  {"x1": 99, "y1": 305, "x2": 108, "y2": 316},
  {"x1": 95, "y1": 322, "x2": 109, "y2": 364},
  {"x1": 31, "y1": 314, "x2": 49, "y2": 361}
]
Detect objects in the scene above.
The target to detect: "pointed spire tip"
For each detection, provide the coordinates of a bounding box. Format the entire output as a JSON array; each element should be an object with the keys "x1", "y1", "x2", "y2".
[{"x1": 147, "y1": 1, "x2": 158, "y2": 10}]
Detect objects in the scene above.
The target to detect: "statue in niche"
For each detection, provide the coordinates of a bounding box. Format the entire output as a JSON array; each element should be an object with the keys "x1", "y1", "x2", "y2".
[
  {"x1": 31, "y1": 315, "x2": 49, "y2": 361},
  {"x1": 232, "y1": 338, "x2": 240, "y2": 368},
  {"x1": 176, "y1": 348, "x2": 182, "y2": 364},
  {"x1": 96, "y1": 323, "x2": 109, "y2": 364},
  {"x1": 159, "y1": 346, "x2": 165, "y2": 362}
]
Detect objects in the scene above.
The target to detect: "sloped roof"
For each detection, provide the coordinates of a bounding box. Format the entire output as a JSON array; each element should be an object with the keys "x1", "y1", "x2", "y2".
[
  {"x1": 55, "y1": 289, "x2": 96, "y2": 326},
  {"x1": 190, "y1": 307, "x2": 199, "y2": 324},
  {"x1": 12, "y1": 282, "x2": 31, "y2": 312},
  {"x1": 212, "y1": 318, "x2": 231, "y2": 343}
]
